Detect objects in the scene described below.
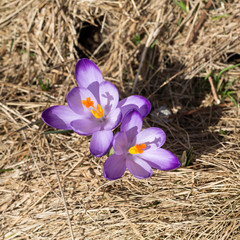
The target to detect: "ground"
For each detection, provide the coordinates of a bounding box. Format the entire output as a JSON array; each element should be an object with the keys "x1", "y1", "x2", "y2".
[{"x1": 1, "y1": 0, "x2": 240, "y2": 239}]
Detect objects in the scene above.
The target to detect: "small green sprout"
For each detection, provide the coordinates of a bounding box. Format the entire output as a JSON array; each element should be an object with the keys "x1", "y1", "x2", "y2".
[
  {"x1": 219, "y1": 78, "x2": 238, "y2": 107},
  {"x1": 132, "y1": 34, "x2": 141, "y2": 46},
  {"x1": 38, "y1": 78, "x2": 50, "y2": 91},
  {"x1": 20, "y1": 49, "x2": 35, "y2": 57},
  {"x1": 147, "y1": 61, "x2": 155, "y2": 70},
  {"x1": 205, "y1": 64, "x2": 239, "y2": 107},
  {"x1": 180, "y1": 147, "x2": 193, "y2": 167},
  {"x1": 174, "y1": 0, "x2": 188, "y2": 13},
  {"x1": 219, "y1": 129, "x2": 227, "y2": 135}
]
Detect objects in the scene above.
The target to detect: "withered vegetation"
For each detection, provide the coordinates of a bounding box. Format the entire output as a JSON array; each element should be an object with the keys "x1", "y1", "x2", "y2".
[{"x1": 1, "y1": 0, "x2": 240, "y2": 239}]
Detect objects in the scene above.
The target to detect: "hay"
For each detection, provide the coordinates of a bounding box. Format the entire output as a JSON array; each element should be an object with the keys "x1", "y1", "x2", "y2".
[{"x1": 1, "y1": 0, "x2": 240, "y2": 239}]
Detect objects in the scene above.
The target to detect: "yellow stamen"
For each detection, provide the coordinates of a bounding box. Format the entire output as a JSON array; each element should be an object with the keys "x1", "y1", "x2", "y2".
[
  {"x1": 82, "y1": 97, "x2": 104, "y2": 119},
  {"x1": 91, "y1": 104, "x2": 104, "y2": 119},
  {"x1": 129, "y1": 143, "x2": 146, "y2": 154}
]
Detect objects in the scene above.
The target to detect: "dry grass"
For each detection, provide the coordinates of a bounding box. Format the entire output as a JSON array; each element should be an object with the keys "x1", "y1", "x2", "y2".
[{"x1": 1, "y1": 0, "x2": 240, "y2": 239}]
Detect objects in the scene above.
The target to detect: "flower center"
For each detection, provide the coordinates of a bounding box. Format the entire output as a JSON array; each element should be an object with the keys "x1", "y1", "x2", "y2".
[
  {"x1": 82, "y1": 97, "x2": 104, "y2": 119},
  {"x1": 128, "y1": 143, "x2": 146, "y2": 154}
]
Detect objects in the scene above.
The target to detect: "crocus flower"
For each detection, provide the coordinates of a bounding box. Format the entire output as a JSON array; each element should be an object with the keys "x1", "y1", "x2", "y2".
[
  {"x1": 103, "y1": 110, "x2": 181, "y2": 180},
  {"x1": 41, "y1": 59, "x2": 151, "y2": 157}
]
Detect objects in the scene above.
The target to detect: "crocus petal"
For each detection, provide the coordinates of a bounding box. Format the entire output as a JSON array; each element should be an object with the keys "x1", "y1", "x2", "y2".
[
  {"x1": 67, "y1": 87, "x2": 97, "y2": 117},
  {"x1": 88, "y1": 81, "x2": 100, "y2": 103},
  {"x1": 121, "y1": 110, "x2": 143, "y2": 143},
  {"x1": 75, "y1": 58, "x2": 104, "y2": 88},
  {"x1": 70, "y1": 118, "x2": 101, "y2": 135},
  {"x1": 41, "y1": 105, "x2": 80, "y2": 130},
  {"x1": 126, "y1": 156, "x2": 152, "y2": 179},
  {"x1": 103, "y1": 154, "x2": 126, "y2": 180},
  {"x1": 118, "y1": 95, "x2": 151, "y2": 118},
  {"x1": 135, "y1": 127, "x2": 166, "y2": 150},
  {"x1": 90, "y1": 130, "x2": 113, "y2": 157},
  {"x1": 99, "y1": 81, "x2": 119, "y2": 114},
  {"x1": 104, "y1": 108, "x2": 122, "y2": 130},
  {"x1": 140, "y1": 148, "x2": 181, "y2": 171},
  {"x1": 113, "y1": 132, "x2": 128, "y2": 155}
]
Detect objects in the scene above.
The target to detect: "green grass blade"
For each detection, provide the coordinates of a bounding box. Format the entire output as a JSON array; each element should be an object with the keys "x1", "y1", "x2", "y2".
[
  {"x1": 42, "y1": 130, "x2": 74, "y2": 135},
  {"x1": 204, "y1": 71, "x2": 212, "y2": 81},
  {"x1": 177, "y1": 16, "x2": 183, "y2": 26},
  {"x1": 227, "y1": 92, "x2": 238, "y2": 108},
  {"x1": 150, "y1": 39, "x2": 158, "y2": 49},
  {"x1": 217, "y1": 63, "x2": 240, "y2": 80},
  {"x1": 174, "y1": 0, "x2": 188, "y2": 13},
  {"x1": 211, "y1": 14, "x2": 230, "y2": 21},
  {"x1": 0, "y1": 168, "x2": 14, "y2": 173},
  {"x1": 10, "y1": 39, "x2": 14, "y2": 52},
  {"x1": 223, "y1": 78, "x2": 236, "y2": 96}
]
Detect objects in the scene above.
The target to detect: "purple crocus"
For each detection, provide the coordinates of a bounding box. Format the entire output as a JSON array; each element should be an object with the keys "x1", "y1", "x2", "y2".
[
  {"x1": 103, "y1": 110, "x2": 181, "y2": 180},
  {"x1": 42, "y1": 59, "x2": 151, "y2": 157}
]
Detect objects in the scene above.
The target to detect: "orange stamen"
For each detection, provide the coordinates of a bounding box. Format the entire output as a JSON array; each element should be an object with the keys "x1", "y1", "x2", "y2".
[
  {"x1": 129, "y1": 143, "x2": 146, "y2": 154},
  {"x1": 82, "y1": 97, "x2": 104, "y2": 119},
  {"x1": 82, "y1": 97, "x2": 94, "y2": 108}
]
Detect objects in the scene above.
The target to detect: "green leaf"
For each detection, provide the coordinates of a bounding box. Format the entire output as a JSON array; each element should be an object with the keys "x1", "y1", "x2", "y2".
[
  {"x1": 30, "y1": 51, "x2": 35, "y2": 57},
  {"x1": 219, "y1": 129, "x2": 226, "y2": 135},
  {"x1": 107, "y1": 147, "x2": 115, "y2": 157},
  {"x1": 21, "y1": 49, "x2": 27, "y2": 54},
  {"x1": 180, "y1": 147, "x2": 193, "y2": 167}
]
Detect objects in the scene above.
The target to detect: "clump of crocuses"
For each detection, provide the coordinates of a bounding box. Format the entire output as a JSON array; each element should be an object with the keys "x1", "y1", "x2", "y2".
[{"x1": 42, "y1": 58, "x2": 180, "y2": 180}]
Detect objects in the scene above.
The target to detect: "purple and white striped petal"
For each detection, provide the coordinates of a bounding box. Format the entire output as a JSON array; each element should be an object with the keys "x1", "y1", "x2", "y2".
[
  {"x1": 120, "y1": 110, "x2": 143, "y2": 144},
  {"x1": 103, "y1": 154, "x2": 126, "y2": 180},
  {"x1": 118, "y1": 95, "x2": 151, "y2": 118},
  {"x1": 140, "y1": 148, "x2": 181, "y2": 171},
  {"x1": 70, "y1": 118, "x2": 101, "y2": 136},
  {"x1": 90, "y1": 130, "x2": 113, "y2": 157},
  {"x1": 103, "y1": 107, "x2": 122, "y2": 130},
  {"x1": 41, "y1": 105, "x2": 80, "y2": 130},
  {"x1": 75, "y1": 58, "x2": 104, "y2": 88},
  {"x1": 99, "y1": 81, "x2": 119, "y2": 114},
  {"x1": 126, "y1": 156, "x2": 152, "y2": 179},
  {"x1": 135, "y1": 127, "x2": 166, "y2": 150},
  {"x1": 67, "y1": 87, "x2": 97, "y2": 117}
]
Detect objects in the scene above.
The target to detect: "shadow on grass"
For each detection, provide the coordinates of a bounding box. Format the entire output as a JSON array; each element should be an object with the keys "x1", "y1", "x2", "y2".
[{"x1": 128, "y1": 44, "x2": 226, "y2": 168}]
